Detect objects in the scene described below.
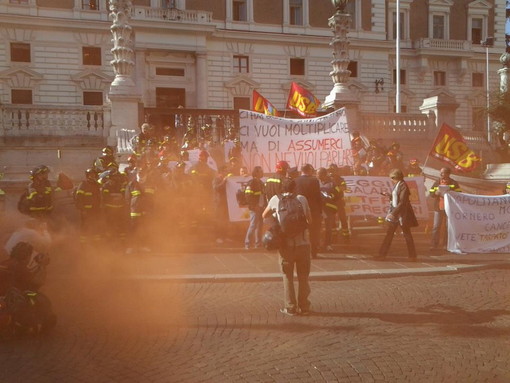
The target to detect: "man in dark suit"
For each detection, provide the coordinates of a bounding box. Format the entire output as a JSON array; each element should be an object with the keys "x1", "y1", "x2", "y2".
[
  {"x1": 294, "y1": 164, "x2": 322, "y2": 258},
  {"x1": 376, "y1": 168, "x2": 418, "y2": 261}
]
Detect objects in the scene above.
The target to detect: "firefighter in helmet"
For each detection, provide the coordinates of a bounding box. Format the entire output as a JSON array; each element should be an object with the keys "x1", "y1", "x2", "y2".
[
  {"x1": 20, "y1": 165, "x2": 55, "y2": 221},
  {"x1": 74, "y1": 168, "x2": 102, "y2": 244},
  {"x1": 264, "y1": 160, "x2": 290, "y2": 202}
]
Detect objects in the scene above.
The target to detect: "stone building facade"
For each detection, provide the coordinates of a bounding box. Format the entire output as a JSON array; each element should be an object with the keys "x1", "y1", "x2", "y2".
[{"x1": 0, "y1": 0, "x2": 505, "y2": 141}]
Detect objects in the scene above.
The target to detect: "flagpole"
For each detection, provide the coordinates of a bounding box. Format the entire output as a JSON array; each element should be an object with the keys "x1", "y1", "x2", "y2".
[{"x1": 395, "y1": 0, "x2": 401, "y2": 114}]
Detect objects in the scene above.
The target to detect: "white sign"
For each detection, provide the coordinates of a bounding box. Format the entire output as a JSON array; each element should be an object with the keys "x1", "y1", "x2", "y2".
[
  {"x1": 344, "y1": 176, "x2": 428, "y2": 220},
  {"x1": 239, "y1": 109, "x2": 353, "y2": 173},
  {"x1": 226, "y1": 175, "x2": 252, "y2": 222},
  {"x1": 445, "y1": 192, "x2": 510, "y2": 253}
]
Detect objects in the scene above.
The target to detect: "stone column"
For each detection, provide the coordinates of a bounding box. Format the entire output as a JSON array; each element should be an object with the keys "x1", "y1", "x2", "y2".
[
  {"x1": 196, "y1": 52, "x2": 208, "y2": 109},
  {"x1": 323, "y1": 2, "x2": 360, "y2": 129},
  {"x1": 107, "y1": 0, "x2": 141, "y2": 147}
]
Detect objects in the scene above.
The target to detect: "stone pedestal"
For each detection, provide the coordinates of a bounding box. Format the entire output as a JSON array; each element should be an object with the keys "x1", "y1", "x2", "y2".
[
  {"x1": 419, "y1": 93, "x2": 459, "y2": 138},
  {"x1": 323, "y1": 87, "x2": 360, "y2": 129},
  {"x1": 108, "y1": 94, "x2": 140, "y2": 146}
]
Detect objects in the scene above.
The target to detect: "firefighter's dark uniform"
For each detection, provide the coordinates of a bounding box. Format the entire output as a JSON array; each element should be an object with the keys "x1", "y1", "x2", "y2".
[
  {"x1": 125, "y1": 174, "x2": 156, "y2": 251},
  {"x1": 25, "y1": 179, "x2": 54, "y2": 220},
  {"x1": 75, "y1": 178, "x2": 101, "y2": 243},
  {"x1": 330, "y1": 174, "x2": 350, "y2": 238},
  {"x1": 93, "y1": 155, "x2": 117, "y2": 174},
  {"x1": 100, "y1": 170, "x2": 128, "y2": 244},
  {"x1": 320, "y1": 180, "x2": 340, "y2": 249},
  {"x1": 264, "y1": 173, "x2": 287, "y2": 202}
]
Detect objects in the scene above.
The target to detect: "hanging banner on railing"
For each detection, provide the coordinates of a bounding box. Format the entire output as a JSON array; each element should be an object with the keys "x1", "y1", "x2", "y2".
[
  {"x1": 445, "y1": 192, "x2": 510, "y2": 253},
  {"x1": 225, "y1": 175, "x2": 428, "y2": 222},
  {"x1": 239, "y1": 109, "x2": 353, "y2": 173}
]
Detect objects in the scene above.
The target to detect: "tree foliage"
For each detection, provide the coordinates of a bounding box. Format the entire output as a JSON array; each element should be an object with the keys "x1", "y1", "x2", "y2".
[{"x1": 488, "y1": 90, "x2": 510, "y2": 133}]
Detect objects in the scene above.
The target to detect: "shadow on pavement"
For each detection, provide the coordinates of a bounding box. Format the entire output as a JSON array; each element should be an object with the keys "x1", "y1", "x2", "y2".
[{"x1": 313, "y1": 303, "x2": 510, "y2": 328}]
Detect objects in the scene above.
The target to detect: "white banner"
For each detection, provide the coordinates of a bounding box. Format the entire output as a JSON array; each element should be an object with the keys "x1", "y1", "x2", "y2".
[
  {"x1": 445, "y1": 192, "x2": 510, "y2": 253},
  {"x1": 226, "y1": 175, "x2": 252, "y2": 222},
  {"x1": 225, "y1": 175, "x2": 428, "y2": 222},
  {"x1": 239, "y1": 109, "x2": 353, "y2": 173},
  {"x1": 344, "y1": 176, "x2": 428, "y2": 220}
]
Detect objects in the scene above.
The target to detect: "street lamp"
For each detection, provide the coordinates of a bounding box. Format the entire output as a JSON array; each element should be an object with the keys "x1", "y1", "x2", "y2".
[{"x1": 482, "y1": 37, "x2": 494, "y2": 143}]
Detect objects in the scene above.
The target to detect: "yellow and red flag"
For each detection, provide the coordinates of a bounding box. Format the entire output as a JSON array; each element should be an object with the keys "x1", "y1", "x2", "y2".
[
  {"x1": 286, "y1": 82, "x2": 321, "y2": 118},
  {"x1": 429, "y1": 123, "x2": 481, "y2": 172},
  {"x1": 252, "y1": 90, "x2": 278, "y2": 116}
]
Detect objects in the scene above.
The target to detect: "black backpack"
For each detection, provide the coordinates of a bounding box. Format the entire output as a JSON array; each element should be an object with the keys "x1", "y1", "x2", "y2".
[
  {"x1": 236, "y1": 185, "x2": 248, "y2": 207},
  {"x1": 277, "y1": 194, "x2": 308, "y2": 237},
  {"x1": 17, "y1": 189, "x2": 30, "y2": 215}
]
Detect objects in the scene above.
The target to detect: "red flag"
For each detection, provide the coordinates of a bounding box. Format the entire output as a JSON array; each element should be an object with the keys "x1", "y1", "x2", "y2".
[
  {"x1": 252, "y1": 90, "x2": 278, "y2": 116},
  {"x1": 429, "y1": 123, "x2": 481, "y2": 172},
  {"x1": 286, "y1": 82, "x2": 321, "y2": 118}
]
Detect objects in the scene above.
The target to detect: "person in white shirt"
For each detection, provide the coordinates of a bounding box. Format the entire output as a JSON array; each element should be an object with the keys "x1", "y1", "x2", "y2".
[{"x1": 263, "y1": 178, "x2": 312, "y2": 316}]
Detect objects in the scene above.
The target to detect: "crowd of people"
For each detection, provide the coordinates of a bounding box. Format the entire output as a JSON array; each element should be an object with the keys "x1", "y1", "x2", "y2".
[{"x1": 1, "y1": 118, "x2": 472, "y2": 319}]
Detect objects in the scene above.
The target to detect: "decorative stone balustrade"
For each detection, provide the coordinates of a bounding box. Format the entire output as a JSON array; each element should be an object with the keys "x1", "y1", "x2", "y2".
[
  {"x1": 360, "y1": 113, "x2": 433, "y2": 140},
  {"x1": 0, "y1": 105, "x2": 110, "y2": 138},
  {"x1": 414, "y1": 38, "x2": 471, "y2": 51},
  {"x1": 131, "y1": 7, "x2": 212, "y2": 23}
]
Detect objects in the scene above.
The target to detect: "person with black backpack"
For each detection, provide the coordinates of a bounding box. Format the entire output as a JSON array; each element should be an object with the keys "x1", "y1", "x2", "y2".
[{"x1": 262, "y1": 178, "x2": 312, "y2": 316}]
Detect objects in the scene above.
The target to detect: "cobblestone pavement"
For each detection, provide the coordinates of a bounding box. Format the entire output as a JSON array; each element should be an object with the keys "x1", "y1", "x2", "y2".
[{"x1": 1, "y1": 268, "x2": 509, "y2": 383}]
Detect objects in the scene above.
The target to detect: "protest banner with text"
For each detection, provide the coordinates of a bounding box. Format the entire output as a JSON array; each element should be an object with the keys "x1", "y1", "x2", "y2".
[
  {"x1": 239, "y1": 109, "x2": 353, "y2": 173},
  {"x1": 225, "y1": 175, "x2": 428, "y2": 222},
  {"x1": 343, "y1": 176, "x2": 428, "y2": 220},
  {"x1": 445, "y1": 192, "x2": 510, "y2": 253}
]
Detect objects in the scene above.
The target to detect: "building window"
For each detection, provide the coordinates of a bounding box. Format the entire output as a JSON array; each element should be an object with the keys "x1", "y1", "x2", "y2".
[
  {"x1": 290, "y1": 58, "x2": 305, "y2": 76},
  {"x1": 233, "y1": 55, "x2": 249, "y2": 74},
  {"x1": 388, "y1": 0, "x2": 411, "y2": 40},
  {"x1": 83, "y1": 47, "x2": 102, "y2": 66},
  {"x1": 11, "y1": 89, "x2": 32, "y2": 104},
  {"x1": 432, "y1": 15, "x2": 445, "y2": 39},
  {"x1": 392, "y1": 11, "x2": 405, "y2": 40},
  {"x1": 161, "y1": 0, "x2": 176, "y2": 8},
  {"x1": 83, "y1": 91, "x2": 103, "y2": 105},
  {"x1": 289, "y1": 0, "x2": 303, "y2": 26},
  {"x1": 82, "y1": 0, "x2": 100, "y2": 10},
  {"x1": 156, "y1": 67, "x2": 185, "y2": 76},
  {"x1": 471, "y1": 17, "x2": 483, "y2": 44},
  {"x1": 347, "y1": 61, "x2": 358, "y2": 77},
  {"x1": 10, "y1": 43, "x2": 30, "y2": 63},
  {"x1": 392, "y1": 69, "x2": 406, "y2": 85},
  {"x1": 472, "y1": 73, "x2": 484, "y2": 87},
  {"x1": 234, "y1": 96, "x2": 250, "y2": 110},
  {"x1": 233, "y1": 0, "x2": 247, "y2": 21},
  {"x1": 434, "y1": 71, "x2": 446, "y2": 86},
  {"x1": 345, "y1": 0, "x2": 357, "y2": 29}
]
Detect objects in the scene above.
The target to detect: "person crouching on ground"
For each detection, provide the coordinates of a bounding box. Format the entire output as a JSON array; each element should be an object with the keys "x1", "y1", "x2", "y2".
[
  {"x1": 262, "y1": 178, "x2": 312, "y2": 316},
  {"x1": 376, "y1": 168, "x2": 418, "y2": 261}
]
